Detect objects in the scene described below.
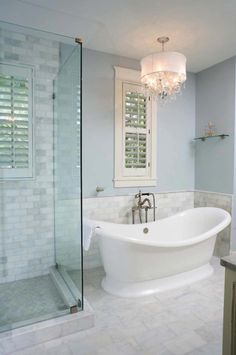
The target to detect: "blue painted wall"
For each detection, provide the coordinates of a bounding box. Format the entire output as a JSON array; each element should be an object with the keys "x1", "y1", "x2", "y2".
[
  {"x1": 83, "y1": 48, "x2": 196, "y2": 197},
  {"x1": 195, "y1": 57, "x2": 236, "y2": 194}
]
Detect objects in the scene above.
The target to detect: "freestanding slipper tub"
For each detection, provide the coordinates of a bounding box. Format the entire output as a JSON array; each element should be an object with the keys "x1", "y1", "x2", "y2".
[{"x1": 94, "y1": 207, "x2": 231, "y2": 298}]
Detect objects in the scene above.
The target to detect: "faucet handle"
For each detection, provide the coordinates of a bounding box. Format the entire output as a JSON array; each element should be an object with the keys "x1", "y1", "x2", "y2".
[{"x1": 96, "y1": 186, "x2": 104, "y2": 193}]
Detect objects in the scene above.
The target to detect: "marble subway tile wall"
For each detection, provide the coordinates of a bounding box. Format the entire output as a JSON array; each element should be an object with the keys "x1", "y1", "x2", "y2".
[
  {"x1": 194, "y1": 190, "x2": 232, "y2": 257},
  {"x1": 83, "y1": 195, "x2": 135, "y2": 269},
  {"x1": 155, "y1": 191, "x2": 194, "y2": 219},
  {"x1": 83, "y1": 191, "x2": 194, "y2": 269},
  {"x1": 55, "y1": 199, "x2": 82, "y2": 271},
  {"x1": 0, "y1": 28, "x2": 59, "y2": 283}
]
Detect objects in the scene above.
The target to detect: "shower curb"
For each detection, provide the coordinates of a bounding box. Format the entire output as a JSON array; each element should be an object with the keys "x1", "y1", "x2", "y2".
[
  {"x1": 49, "y1": 266, "x2": 78, "y2": 310},
  {"x1": 0, "y1": 300, "x2": 94, "y2": 354}
]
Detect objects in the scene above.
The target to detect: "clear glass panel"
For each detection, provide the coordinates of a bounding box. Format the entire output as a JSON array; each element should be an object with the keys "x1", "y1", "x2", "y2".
[
  {"x1": 0, "y1": 20, "x2": 83, "y2": 332},
  {"x1": 54, "y1": 45, "x2": 83, "y2": 310}
]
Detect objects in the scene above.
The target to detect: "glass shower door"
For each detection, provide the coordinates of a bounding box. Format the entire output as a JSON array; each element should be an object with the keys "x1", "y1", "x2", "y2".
[{"x1": 54, "y1": 44, "x2": 83, "y2": 311}]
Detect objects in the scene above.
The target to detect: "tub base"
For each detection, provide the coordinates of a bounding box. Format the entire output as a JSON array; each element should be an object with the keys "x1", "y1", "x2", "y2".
[{"x1": 102, "y1": 263, "x2": 214, "y2": 298}]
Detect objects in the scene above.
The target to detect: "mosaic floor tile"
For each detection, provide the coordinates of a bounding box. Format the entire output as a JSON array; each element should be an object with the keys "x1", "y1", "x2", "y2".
[{"x1": 0, "y1": 274, "x2": 68, "y2": 331}]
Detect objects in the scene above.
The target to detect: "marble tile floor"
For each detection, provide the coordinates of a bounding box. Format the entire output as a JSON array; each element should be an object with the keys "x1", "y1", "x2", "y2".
[
  {"x1": 0, "y1": 275, "x2": 68, "y2": 332},
  {"x1": 8, "y1": 257, "x2": 224, "y2": 354}
]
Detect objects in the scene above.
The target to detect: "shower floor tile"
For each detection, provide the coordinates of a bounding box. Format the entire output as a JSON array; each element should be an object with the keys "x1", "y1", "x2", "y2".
[{"x1": 0, "y1": 274, "x2": 68, "y2": 331}]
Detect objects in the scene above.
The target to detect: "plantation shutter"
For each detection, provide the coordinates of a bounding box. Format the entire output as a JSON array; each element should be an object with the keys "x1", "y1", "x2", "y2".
[
  {"x1": 0, "y1": 64, "x2": 33, "y2": 179},
  {"x1": 122, "y1": 82, "x2": 150, "y2": 177}
]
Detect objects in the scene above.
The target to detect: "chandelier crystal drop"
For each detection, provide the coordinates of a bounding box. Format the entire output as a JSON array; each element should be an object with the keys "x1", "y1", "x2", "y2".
[{"x1": 140, "y1": 37, "x2": 187, "y2": 102}]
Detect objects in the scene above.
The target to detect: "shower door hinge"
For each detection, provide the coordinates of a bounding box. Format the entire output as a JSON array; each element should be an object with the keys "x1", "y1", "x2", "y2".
[
  {"x1": 52, "y1": 93, "x2": 56, "y2": 100},
  {"x1": 70, "y1": 305, "x2": 78, "y2": 314},
  {"x1": 148, "y1": 162, "x2": 150, "y2": 167},
  {"x1": 78, "y1": 299, "x2": 82, "y2": 308}
]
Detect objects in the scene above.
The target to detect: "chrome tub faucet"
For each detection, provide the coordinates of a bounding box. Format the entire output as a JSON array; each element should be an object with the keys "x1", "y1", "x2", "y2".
[{"x1": 132, "y1": 190, "x2": 156, "y2": 224}]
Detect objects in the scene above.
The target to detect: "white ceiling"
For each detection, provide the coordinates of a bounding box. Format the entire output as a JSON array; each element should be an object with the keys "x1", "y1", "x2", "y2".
[{"x1": 1, "y1": 0, "x2": 236, "y2": 72}]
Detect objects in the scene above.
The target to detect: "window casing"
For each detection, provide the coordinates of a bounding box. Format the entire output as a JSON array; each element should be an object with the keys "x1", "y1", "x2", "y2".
[
  {"x1": 114, "y1": 67, "x2": 157, "y2": 187},
  {"x1": 0, "y1": 63, "x2": 33, "y2": 180}
]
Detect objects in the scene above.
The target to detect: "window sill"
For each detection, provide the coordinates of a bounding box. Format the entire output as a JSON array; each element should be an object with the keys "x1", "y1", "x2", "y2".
[{"x1": 114, "y1": 178, "x2": 156, "y2": 188}]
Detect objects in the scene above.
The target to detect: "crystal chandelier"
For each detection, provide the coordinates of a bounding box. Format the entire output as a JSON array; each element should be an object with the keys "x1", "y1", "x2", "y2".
[{"x1": 140, "y1": 37, "x2": 187, "y2": 102}]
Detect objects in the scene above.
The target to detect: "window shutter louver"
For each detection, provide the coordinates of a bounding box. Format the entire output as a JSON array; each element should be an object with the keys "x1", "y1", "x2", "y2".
[
  {"x1": 123, "y1": 83, "x2": 150, "y2": 177},
  {"x1": 125, "y1": 133, "x2": 147, "y2": 168},
  {"x1": 125, "y1": 90, "x2": 147, "y2": 129},
  {"x1": 0, "y1": 64, "x2": 33, "y2": 179},
  {"x1": 114, "y1": 66, "x2": 157, "y2": 188}
]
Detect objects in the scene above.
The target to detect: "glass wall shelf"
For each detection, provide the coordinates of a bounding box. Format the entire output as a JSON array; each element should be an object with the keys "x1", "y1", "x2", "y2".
[{"x1": 194, "y1": 134, "x2": 229, "y2": 142}]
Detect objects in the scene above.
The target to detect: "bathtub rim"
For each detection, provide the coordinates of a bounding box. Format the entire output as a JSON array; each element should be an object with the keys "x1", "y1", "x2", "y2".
[{"x1": 94, "y1": 207, "x2": 231, "y2": 248}]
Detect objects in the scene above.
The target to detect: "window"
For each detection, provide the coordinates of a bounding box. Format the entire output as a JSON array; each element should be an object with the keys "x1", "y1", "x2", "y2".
[
  {"x1": 0, "y1": 63, "x2": 33, "y2": 179},
  {"x1": 114, "y1": 66, "x2": 157, "y2": 187}
]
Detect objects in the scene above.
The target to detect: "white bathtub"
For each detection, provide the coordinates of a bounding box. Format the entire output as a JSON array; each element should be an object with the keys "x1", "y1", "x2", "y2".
[{"x1": 94, "y1": 207, "x2": 231, "y2": 297}]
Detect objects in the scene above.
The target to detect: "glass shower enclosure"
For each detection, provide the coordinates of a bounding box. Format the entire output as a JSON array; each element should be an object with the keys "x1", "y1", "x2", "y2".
[
  {"x1": 54, "y1": 43, "x2": 83, "y2": 312},
  {"x1": 0, "y1": 22, "x2": 83, "y2": 332}
]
